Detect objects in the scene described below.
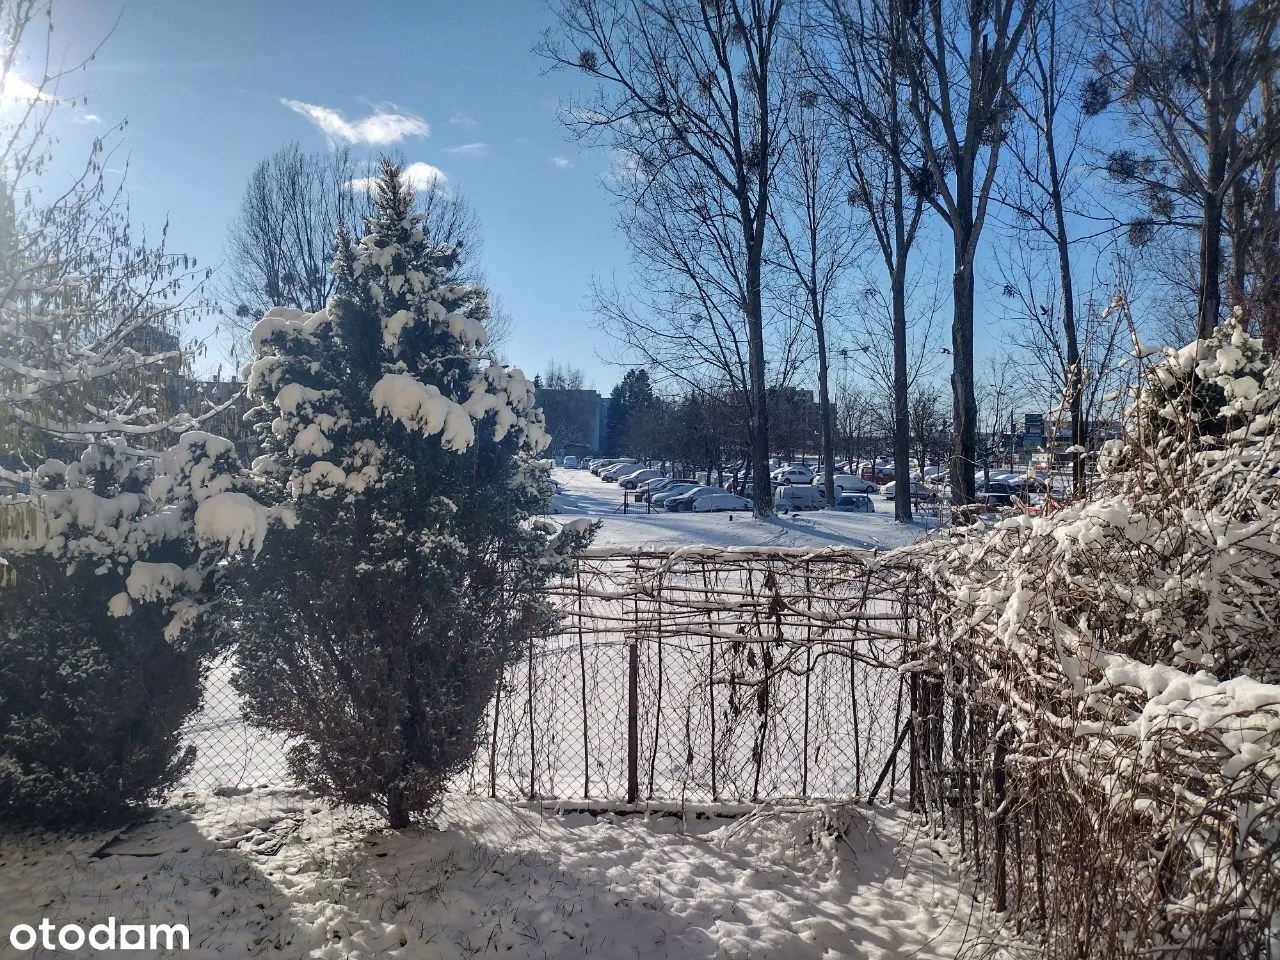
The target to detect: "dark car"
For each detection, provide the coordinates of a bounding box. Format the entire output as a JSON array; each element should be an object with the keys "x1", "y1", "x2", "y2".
[
  {"x1": 664, "y1": 485, "x2": 717, "y2": 512},
  {"x1": 982, "y1": 480, "x2": 1021, "y2": 497},
  {"x1": 833, "y1": 494, "x2": 875, "y2": 513}
]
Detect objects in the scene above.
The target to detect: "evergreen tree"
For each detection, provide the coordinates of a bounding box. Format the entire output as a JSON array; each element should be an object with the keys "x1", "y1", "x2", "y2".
[
  {"x1": 0, "y1": 434, "x2": 272, "y2": 823},
  {"x1": 230, "y1": 160, "x2": 590, "y2": 828},
  {"x1": 605, "y1": 369, "x2": 656, "y2": 456}
]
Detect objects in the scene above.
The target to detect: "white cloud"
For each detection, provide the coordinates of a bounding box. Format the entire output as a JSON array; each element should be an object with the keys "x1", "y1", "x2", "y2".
[
  {"x1": 449, "y1": 110, "x2": 477, "y2": 127},
  {"x1": 346, "y1": 161, "x2": 448, "y2": 194},
  {"x1": 280, "y1": 98, "x2": 429, "y2": 146},
  {"x1": 551, "y1": 155, "x2": 572, "y2": 169},
  {"x1": 444, "y1": 142, "x2": 487, "y2": 156},
  {"x1": 401, "y1": 162, "x2": 447, "y2": 190},
  {"x1": 70, "y1": 112, "x2": 102, "y2": 125}
]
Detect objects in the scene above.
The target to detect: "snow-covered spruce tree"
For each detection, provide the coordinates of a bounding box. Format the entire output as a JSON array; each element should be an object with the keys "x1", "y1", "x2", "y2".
[
  {"x1": 230, "y1": 160, "x2": 591, "y2": 828},
  {"x1": 0, "y1": 434, "x2": 282, "y2": 823}
]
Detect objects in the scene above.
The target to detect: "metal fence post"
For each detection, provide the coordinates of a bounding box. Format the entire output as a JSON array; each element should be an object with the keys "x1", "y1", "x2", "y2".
[
  {"x1": 527, "y1": 628, "x2": 537, "y2": 800},
  {"x1": 648, "y1": 628, "x2": 663, "y2": 800},
  {"x1": 576, "y1": 560, "x2": 590, "y2": 799},
  {"x1": 802, "y1": 559, "x2": 812, "y2": 799},
  {"x1": 705, "y1": 560, "x2": 718, "y2": 802},
  {"x1": 627, "y1": 636, "x2": 639, "y2": 803},
  {"x1": 489, "y1": 673, "x2": 502, "y2": 799},
  {"x1": 627, "y1": 556, "x2": 640, "y2": 804}
]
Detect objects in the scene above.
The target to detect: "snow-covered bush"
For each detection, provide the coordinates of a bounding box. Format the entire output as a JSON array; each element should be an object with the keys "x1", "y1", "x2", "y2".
[
  {"x1": 0, "y1": 435, "x2": 279, "y2": 823},
  {"x1": 227, "y1": 160, "x2": 592, "y2": 828},
  {"x1": 906, "y1": 311, "x2": 1280, "y2": 957},
  {"x1": 0, "y1": 555, "x2": 203, "y2": 823}
]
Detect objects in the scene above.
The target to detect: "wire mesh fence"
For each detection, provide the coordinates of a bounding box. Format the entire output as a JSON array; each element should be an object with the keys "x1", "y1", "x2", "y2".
[
  {"x1": 179, "y1": 546, "x2": 925, "y2": 812},
  {"x1": 465, "y1": 545, "x2": 923, "y2": 805}
]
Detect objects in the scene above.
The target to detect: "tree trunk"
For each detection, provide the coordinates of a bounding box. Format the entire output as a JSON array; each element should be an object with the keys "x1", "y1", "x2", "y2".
[
  {"x1": 1199, "y1": 184, "x2": 1225, "y2": 339},
  {"x1": 1258, "y1": 78, "x2": 1280, "y2": 347},
  {"x1": 746, "y1": 251, "x2": 773, "y2": 518},
  {"x1": 1041, "y1": 86, "x2": 1085, "y2": 498},
  {"x1": 892, "y1": 259, "x2": 913, "y2": 523},
  {"x1": 386, "y1": 786, "x2": 410, "y2": 829},
  {"x1": 950, "y1": 230, "x2": 978, "y2": 506},
  {"x1": 816, "y1": 315, "x2": 837, "y2": 505}
]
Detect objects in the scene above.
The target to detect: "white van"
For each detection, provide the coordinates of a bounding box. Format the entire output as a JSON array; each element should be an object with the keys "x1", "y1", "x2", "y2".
[{"x1": 775, "y1": 484, "x2": 825, "y2": 513}]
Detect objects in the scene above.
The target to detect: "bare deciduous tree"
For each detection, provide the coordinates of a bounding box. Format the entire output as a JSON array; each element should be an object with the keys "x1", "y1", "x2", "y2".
[
  {"x1": 998, "y1": 0, "x2": 1094, "y2": 492},
  {"x1": 841, "y1": 277, "x2": 945, "y2": 468},
  {"x1": 997, "y1": 248, "x2": 1132, "y2": 455},
  {"x1": 808, "y1": 0, "x2": 936, "y2": 520},
  {"x1": 1089, "y1": 0, "x2": 1280, "y2": 338},
  {"x1": 908, "y1": 386, "x2": 950, "y2": 478},
  {"x1": 542, "y1": 360, "x2": 589, "y2": 390},
  {"x1": 768, "y1": 78, "x2": 861, "y2": 504},
  {"x1": 889, "y1": 0, "x2": 1035, "y2": 505},
  {"x1": 219, "y1": 145, "x2": 502, "y2": 366},
  {"x1": 831, "y1": 372, "x2": 879, "y2": 471},
  {"x1": 0, "y1": 0, "x2": 212, "y2": 457},
  {"x1": 541, "y1": 0, "x2": 789, "y2": 517},
  {"x1": 975, "y1": 355, "x2": 1019, "y2": 485}
]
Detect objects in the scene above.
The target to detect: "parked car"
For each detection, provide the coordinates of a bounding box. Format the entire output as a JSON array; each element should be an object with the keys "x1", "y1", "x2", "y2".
[
  {"x1": 589, "y1": 458, "x2": 615, "y2": 475},
  {"x1": 833, "y1": 493, "x2": 875, "y2": 513},
  {"x1": 691, "y1": 492, "x2": 752, "y2": 512},
  {"x1": 860, "y1": 463, "x2": 896, "y2": 485},
  {"x1": 980, "y1": 480, "x2": 1022, "y2": 497},
  {"x1": 775, "y1": 484, "x2": 825, "y2": 513},
  {"x1": 880, "y1": 480, "x2": 936, "y2": 501},
  {"x1": 665, "y1": 485, "x2": 719, "y2": 511},
  {"x1": 819, "y1": 473, "x2": 879, "y2": 495},
  {"x1": 637, "y1": 476, "x2": 676, "y2": 499},
  {"x1": 770, "y1": 466, "x2": 812, "y2": 485},
  {"x1": 562, "y1": 455, "x2": 579, "y2": 469},
  {"x1": 651, "y1": 482, "x2": 702, "y2": 509},
  {"x1": 978, "y1": 491, "x2": 1018, "y2": 509},
  {"x1": 600, "y1": 461, "x2": 641, "y2": 481},
  {"x1": 592, "y1": 458, "x2": 635, "y2": 476},
  {"x1": 619, "y1": 467, "x2": 664, "y2": 490}
]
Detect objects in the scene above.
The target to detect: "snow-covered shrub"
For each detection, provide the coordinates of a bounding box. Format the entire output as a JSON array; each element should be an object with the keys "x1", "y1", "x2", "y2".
[
  {"x1": 907, "y1": 310, "x2": 1280, "y2": 958},
  {"x1": 0, "y1": 555, "x2": 203, "y2": 823},
  {"x1": 0, "y1": 435, "x2": 279, "y2": 823},
  {"x1": 227, "y1": 160, "x2": 592, "y2": 828}
]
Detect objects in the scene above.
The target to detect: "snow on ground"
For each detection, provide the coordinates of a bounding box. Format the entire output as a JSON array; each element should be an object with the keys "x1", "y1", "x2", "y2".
[
  {"x1": 180, "y1": 658, "x2": 291, "y2": 789},
  {"x1": 0, "y1": 789, "x2": 1016, "y2": 959},
  {"x1": 550, "y1": 468, "x2": 941, "y2": 552},
  {"x1": 0, "y1": 466, "x2": 1006, "y2": 959}
]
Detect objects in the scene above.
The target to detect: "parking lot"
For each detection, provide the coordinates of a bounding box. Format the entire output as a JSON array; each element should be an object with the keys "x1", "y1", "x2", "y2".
[{"x1": 549, "y1": 466, "x2": 940, "y2": 552}]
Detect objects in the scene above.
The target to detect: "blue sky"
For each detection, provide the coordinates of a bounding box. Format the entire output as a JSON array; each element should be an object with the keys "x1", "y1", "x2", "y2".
[
  {"x1": 45, "y1": 0, "x2": 629, "y2": 390},
  {"x1": 35, "y1": 0, "x2": 1130, "y2": 407}
]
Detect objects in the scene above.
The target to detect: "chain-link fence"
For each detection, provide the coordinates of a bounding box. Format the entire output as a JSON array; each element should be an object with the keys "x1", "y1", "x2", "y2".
[
  {"x1": 467, "y1": 546, "x2": 923, "y2": 805},
  {"x1": 181, "y1": 546, "x2": 924, "y2": 810}
]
